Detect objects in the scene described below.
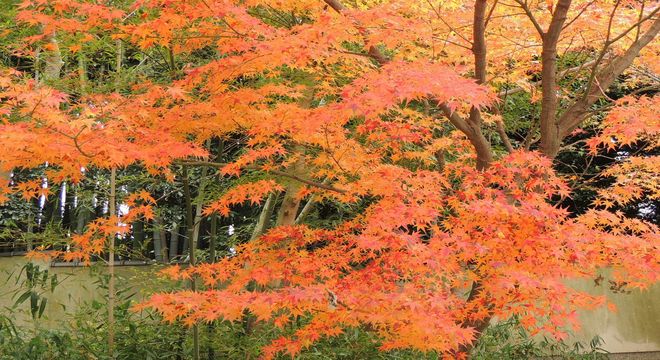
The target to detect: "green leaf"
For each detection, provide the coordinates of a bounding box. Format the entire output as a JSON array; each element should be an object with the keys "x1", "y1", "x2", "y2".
[
  {"x1": 30, "y1": 291, "x2": 38, "y2": 318},
  {"x1": 51, "y1": 274, "x2": 58, "y2": 292},
  {"x1": 38, "y1": 298, "x2": 47, "y2": 318},
  {"x1": 14, "y1": 290, "x2": 32, "y2": 307}
]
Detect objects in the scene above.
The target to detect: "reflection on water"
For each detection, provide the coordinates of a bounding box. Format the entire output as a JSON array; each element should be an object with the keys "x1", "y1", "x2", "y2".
[{"x1": 1, "y1": 257, "x2": 658, "y2": 353}]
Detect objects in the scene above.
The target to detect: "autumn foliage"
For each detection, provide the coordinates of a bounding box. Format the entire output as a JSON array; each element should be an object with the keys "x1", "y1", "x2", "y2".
[{"x1": 1, "y1": 0, "x2": 659, "y2": 358}]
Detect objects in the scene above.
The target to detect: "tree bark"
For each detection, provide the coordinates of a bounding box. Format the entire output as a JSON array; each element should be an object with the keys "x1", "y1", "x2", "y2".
[
  {"x1": 76, "y1": 196, "x2": 92, "y2": 235},
  {"x1": 42, "y1": 33, "x2": 63, "y2": 83},
  {"x1": 274, "y1": 88, "x2": 315, "y2": 226},
  {"x1": 153, "y1": 216, "x2": 166, "y2": 263},
  {"x1": 78, "y1": 49, "x2": 87, "y2": 94},
  {"x1": 472, "y1": 0, "x2": 488, "y2": 84},
  {"x1": 107, "y1": 168, "x2": 116, "y2": 355},
  {"x1": 295, "y1": 192, "x2": 319, "y2": 224},
  {"x1": 276, "y1": 185, "x2": 302, "y2": 226},
  {"x1": 182, "y1": 166, "x2": 200, "y2": 360},
  {"x1": 208, "y1": 140, "x2": 223, "y2": 259},
  {"x1": 323, "y1": 0, "x2": 388, "y2": 65},
  {"x1": 46, "y1": 185, "x2": 62, "y2": 224},
  {"x1": 169, "y1": 223, "x2": 180, "y2": 260},
  {"x1": 115, "y1": 39, "x2": 123, "y2": 92},
  {"x1": 251, "y1": 192, "x2": 278, "y2": 240},
  {"x1": 188, "y1": 154, "x2": 211, "y2": 261},
  {"x1": 191, "y1": 141, "x2": 212, "y2": 252},
  {"x1": 209, "y1": 215, "x2": 217, "y2": 262},
  {"x1": 275, "y1": 157, "x2": 305, "y2": 226},
  {"x1": 434, "y1": 0, "x2": 494, "y2": 170},
  {"x1": 131, "y1": 219, "x2": 145, "y2": 258},
  {"x1": 557, "y1": 16, "x2": 660, "y2": 139},
  {"x1": 539, "y1": 0, "x2": 572, "y2": 158}
]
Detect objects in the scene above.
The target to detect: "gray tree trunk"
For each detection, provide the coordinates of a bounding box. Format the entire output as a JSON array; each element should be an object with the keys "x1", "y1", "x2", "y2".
[{"x1": 169, "y1": 223, "x2": 180, "y2": 260}]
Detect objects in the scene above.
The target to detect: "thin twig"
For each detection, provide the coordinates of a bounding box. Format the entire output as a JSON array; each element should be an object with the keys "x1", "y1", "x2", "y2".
[{"x1": 175, "y1": 160, "x2": 347, "y2": 193}]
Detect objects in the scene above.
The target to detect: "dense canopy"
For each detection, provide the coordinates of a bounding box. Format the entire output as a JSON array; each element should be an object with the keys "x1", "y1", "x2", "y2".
[{"x1": 0, "y1": 0, "x2": 658, "y2": 358}]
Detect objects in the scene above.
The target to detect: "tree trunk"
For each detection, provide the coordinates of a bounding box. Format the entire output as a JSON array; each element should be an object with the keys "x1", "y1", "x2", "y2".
[
  {"x1": 41, "y1": 33, "x2": 63, "y2": 83},
  {"x1": 457, "y1": 3, "x2": 496, "y2": 356},
  {"x1": 34, "y1": 47, "x2": 40, "y2": 82},
  {"x1": 182, "y1": 166, "x2": 200, "y2": 360},
  {"x1": 275, "y1": 177, "x2": 303, "y2": 226},
  {"x1": 160, "y1": 224, "x2": 168, "y2": 262},
  {"x1": 209, "y1": 215, "x2": 217, "y2": 262},
  {"x1": 26, "y1": 213, "x2": 34, "y2": 251},
  {"x1": 115, "y1": 39, "x2": 123, "y2": 92},
  {"x1": 153, "y1": 215, "x2": 169, "y2": 262},
  {"x1": 538, "y1": 0, "x2": 572, "y2": 157},
  {"x1": 191, "y1": 164, "x2": 210, "y2": 253},
  {"x1": 76, "y1": 196, "x2": 93, "y2": 235},
  {"x1": 46, "y1": 185, "x2": 62, "y2": 224},
  {"x1": 62, "y1": 182, "x2": 75, "y2": 231},
  {"x1": 251, "y1": 192, "x2": 278, "y2": 240},
  {"x1": 107, "y1": 168, "x2": 116, "y2": 355},
  {"x1": 169, "y1": 223, "x2": 180, "y2": 260},
  {"x1": 181, "y1": 226, "x2": 189, "y2": 257},
  {"x1": 78, "y1": 49, "x2": 87, "y2": 94},
  {"x1": 294, "y1": 193, "x2": 316, "y2": 225},
  {"x1": 153, "y1": 217, "x2": 164, "y2": 263},
  {"x1": 131, "y1": 220, "x2": 145, "y2": 259}
]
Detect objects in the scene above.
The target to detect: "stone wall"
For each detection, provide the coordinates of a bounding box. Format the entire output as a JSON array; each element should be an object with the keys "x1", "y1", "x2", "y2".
[{"x1": 1, "y1": 256, "x2": 659, "y2": 354}]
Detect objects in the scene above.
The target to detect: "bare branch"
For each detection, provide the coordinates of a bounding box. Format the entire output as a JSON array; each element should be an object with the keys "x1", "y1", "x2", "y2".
[
  {"x1": 496, "y1": 120, "x2": 514, "y2": 153},
  {"x1": 562, "y1": 0, "x2": 596, "y2": 31},
  {"x1": 496, "y1": 57, "x2": 607, "y2": 97},
  {"x1": 323, "y1": 0, "x2": 388, "y2": 64},
  {"x1": 558, "y1": 16, "x2": 660, "y2": 136},
  {"x1": 514, "y1": 0, "x2": 545, "y2": 36},
  {"x1": 425, "y1": 0, "x2": 474, "y2": 46},
  {"x1": 485, "y1": 0, "x2": 499, "y2": 27}
]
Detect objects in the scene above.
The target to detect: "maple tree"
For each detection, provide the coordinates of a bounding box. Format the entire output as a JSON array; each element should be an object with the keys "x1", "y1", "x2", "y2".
[{"x1": 0, "y1": 0, "x2": 659, "y2": 358}]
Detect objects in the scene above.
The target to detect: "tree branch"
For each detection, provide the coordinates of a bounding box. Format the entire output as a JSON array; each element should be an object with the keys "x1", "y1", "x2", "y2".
[
  {"x1": 324, "y1": 0, "x2": 491, "y2": 169},
  {"x1": 496, "y1": 120, "x2": 514, "y2": 153},
  {"x1": 562, "y1": 0, "x2": 596, "y2": 31},
  {"x1": 496, "y1": 57, "x2": 605, "y2": 97},
  {"x1": 515, "y1": 0, "x2": 545, "y2": 36},
  {"x1": 558, "y1": 15, "x2": 660, "y2": 136},
  {"x1": 175, "y1": 160, "x2": 347, "y2": 194},
  {"x1": 323, "y1": 0, "x2": 388, "y2": 65}
]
